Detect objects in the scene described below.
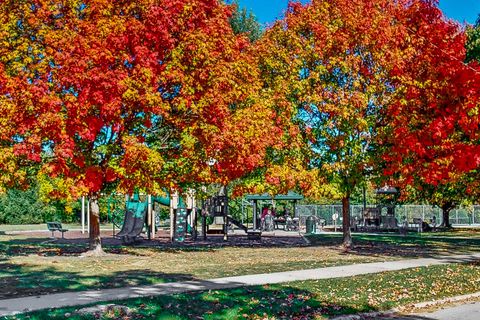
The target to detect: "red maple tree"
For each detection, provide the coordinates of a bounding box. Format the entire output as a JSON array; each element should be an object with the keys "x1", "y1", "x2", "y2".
[{"x1": 382, "y1": 0, "x2": 480, "y2": 192}]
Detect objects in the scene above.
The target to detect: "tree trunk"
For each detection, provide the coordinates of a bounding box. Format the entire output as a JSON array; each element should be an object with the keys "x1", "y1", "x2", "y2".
[
  {"x1": 88, "y1": 194, "x2": 104, "y2": 254},
  {"x1": 440, "y1": 203, "x2": 454, "y2": 229},
  {"x1": 342, "y1": 194, "x2": 353, "y2": 249}
]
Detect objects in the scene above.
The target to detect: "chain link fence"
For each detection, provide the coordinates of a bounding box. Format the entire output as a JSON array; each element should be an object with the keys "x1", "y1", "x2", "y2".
[{"x1": 296, "y1": 204, "x2": 480, "y2": 227}]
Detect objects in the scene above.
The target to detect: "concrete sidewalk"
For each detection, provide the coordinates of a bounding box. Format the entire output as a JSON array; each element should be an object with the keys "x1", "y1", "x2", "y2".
[{"x1": 1, "y1": 253, "x2": 480, "y2": 317}]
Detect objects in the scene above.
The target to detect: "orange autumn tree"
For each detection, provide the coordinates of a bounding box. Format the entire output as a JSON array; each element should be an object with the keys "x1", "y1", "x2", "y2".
[
  {"x1": 256, "y1": 0, "x2": 408, "y2": 247},
  {"x1": 0, "y1": 0, "x2": 278, "y2": 253}
]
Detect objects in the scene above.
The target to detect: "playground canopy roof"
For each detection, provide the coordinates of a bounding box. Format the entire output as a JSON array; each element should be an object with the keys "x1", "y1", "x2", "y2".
[
  {"x1": 245, "y1": 191, "x2": 304, "y2": 201},
  {"x1": 375, "y1": 186, "x2": 399, "y2": 194}
]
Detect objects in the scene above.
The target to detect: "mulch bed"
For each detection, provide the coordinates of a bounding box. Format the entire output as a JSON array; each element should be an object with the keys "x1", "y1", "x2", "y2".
[{"x1": 7, "y1": 229, "x2": 308, "y2": 249}]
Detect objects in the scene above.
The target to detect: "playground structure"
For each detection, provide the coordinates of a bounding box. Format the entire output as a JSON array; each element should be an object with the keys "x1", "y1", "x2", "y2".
[
  {"x1": 198, "y1": 191, "x2": 304, "y2": 241},
  {"x1": 78, "y1": 191, "x2": 197, "y2": 244},
  {"x1": 201, "y1": 191, "x2": 262, "y2": 241},
  {"x1": 296, "y1": 187, "x2": 446, "y2": 233},
  {"x1": 113, "y1": 193, "x2": 196, "y2": 244},
  {"x1": 296, "y1": 186, "x2": 436, "y2": 234},
  {"x1": 76, "y1": 189, "x2": 306, "y2": 244},
  {"x1": 245, "y1": 192, "x2": 303, "y2": 231},
  {"x1": 356, "y1": 186, "x2": 402, "y2": 231}
]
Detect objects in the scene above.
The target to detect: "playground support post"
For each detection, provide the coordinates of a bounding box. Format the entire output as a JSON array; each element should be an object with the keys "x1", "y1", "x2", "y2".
[
  {"x1": 151, "y1": 197, "x2": 155, "y2": 239},
  {"x1": 253, "y1": 200, "x2": 258, "y2": 230},
  {"x1": 186, "y1": 190, "x2": 197, "y2": 240},
  {"x1": 220, "y1": 185, "x2": 228, "y2": 241},
  {"x1": 170, "y1": 206, "x2": 174, "y2": 242},
  {"x1": 202, "y1": 214, "x2": 207, "y2": 240},
  {"x1": 170, "y1": 192, "x2": 178, "y2": 242},
  {"x1": 147, "y1": 195, "x2": 153, "y2": 240},
  {"x1": 192, "y1": 207, "x2": 198, "y2": 240}
]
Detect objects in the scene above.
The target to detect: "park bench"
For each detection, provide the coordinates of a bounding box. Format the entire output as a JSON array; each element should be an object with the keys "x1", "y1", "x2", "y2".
[{"x1": 46, "y1": 222, "x2": 68, "y2": 238}]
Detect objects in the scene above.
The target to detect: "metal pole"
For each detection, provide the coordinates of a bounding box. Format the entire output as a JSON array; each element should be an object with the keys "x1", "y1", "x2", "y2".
[
  {"x1": 223, "y1": 185, "x2": 228, "y2": 241},
  {"x1": 170, "y1": 192, "x2": 177, "y2": 242},
  {"x1": 363, "y1": 185, "x2": 367, "y2": 210},
  {"x1": 81, "y1": 196, "x2": 85, "y2": 234},
  {"x1": 170, "y1": 203, "x2": 174, "y2": 242},
  {"x1": 148, "y1": 195, "x2": 153, "y2": 240},
  {"x1": 331, "y1": 205, "x2": 334, "y2": 225},
  {"x1": 241, "y1": 200, "x2": 245, "y2": 226},
  {"x1": 192, "y1": 206, "x2": 197, "y2": 240}
]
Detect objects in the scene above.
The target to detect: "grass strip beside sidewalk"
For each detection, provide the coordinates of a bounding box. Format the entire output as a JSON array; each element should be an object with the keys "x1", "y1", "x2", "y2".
[{"x1": 5, "y1": 261, "x2": 480, "y2": 320}]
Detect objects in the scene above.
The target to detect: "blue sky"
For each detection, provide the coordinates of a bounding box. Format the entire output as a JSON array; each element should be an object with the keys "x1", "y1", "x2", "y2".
[{"x1": 235, "y1": 0, "x2": 479, "y2": 26}]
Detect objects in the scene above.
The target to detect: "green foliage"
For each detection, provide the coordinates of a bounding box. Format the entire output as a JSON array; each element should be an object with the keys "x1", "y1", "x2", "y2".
[
  {"x1": 466, "y1": 15, "x2": 480, "y2": 63},
  {"x1": 228, "y1": 0, "x2": 263, "y2": 42},
  {"x1": 0, "y1": 186, "x2": 77, "y2": 224},
  {"x1": 155, "y1": 205, "x2": 170, "y2": 221}
]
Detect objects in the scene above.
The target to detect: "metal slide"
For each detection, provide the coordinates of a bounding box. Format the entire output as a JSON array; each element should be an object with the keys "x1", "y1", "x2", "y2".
[
  {"x1": 227, "y1": 215, "x2": 248, "y2": 232},
  {"x1": 116, "y1": 193, "x2": 195, "y2": 243}
]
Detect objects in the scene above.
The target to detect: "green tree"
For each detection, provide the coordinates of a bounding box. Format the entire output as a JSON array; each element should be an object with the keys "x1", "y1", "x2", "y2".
[
  {"x1": 466, "y1": 15, "x2": 480, "y2": 63},
  {"x1": 228, "y1": 0, "x2": 263, "y2": 42},
  {"x1": 401, "y1": 181, "x2": 470, "y2": 229},
  {"x1": 0, "y1": 185, "x2": 77, "y2": 224}
]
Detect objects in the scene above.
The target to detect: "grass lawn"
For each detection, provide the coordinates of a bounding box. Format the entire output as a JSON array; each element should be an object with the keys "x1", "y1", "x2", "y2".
[
  {"x1": 0, "y1": 233, "x2": 388, "y2": 300},
  {"x1": 427, "y1": 228, "x2": 480, "y2": 238},
  {"x1": 0, "y1": 230, "x2": 478, "y2": 301},
  {"x1": 307, "y1": 232, "x2": 480, "y2": 255},
  {"x1": 5, "y1": 261, "x2": 480, "y2": 320}
]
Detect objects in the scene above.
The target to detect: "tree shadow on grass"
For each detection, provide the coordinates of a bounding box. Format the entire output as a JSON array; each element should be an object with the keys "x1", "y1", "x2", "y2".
[
  {"x1": 0, "y1": 261, "x2": 198, "y2": 300},
  {"x1": 5, "y1": 283, "x2": 387, "y2": 320},
  {"x1": 0, "y1": 237, "x2": 89, "y2": 258},
  {"x1": 0, "y1": 236, "x2": 157, "y2": 258},
  {"x1": 307, "y1": 233, "x2": 480, "y2": 259},
  {"x1": 0, "y1": 233, "x2": 311, "y2": 259},
  {"x1": 6, "y1": 283, "x2": 445, "y2": 320}
]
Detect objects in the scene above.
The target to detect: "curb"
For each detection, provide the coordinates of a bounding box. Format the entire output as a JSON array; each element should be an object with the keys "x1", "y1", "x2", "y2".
[
  {"x1": 330, "y1": 311, "x2": 395, "y2": 320},
  {"x1": 394, "y1": 291, "x2": 480, "y2": 311},
  {"x1": 330, "y1": 291, "x2": 480, "y2": 320}
]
